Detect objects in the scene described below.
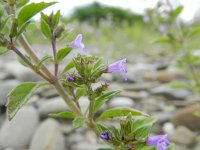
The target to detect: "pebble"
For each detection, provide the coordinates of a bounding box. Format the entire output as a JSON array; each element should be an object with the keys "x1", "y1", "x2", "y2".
[
  {"x1": 29, "y1": 118, "x2": 65, "y2": 150},
  {"x1": 0, "y1": 106, "x2": 39, "y2": 149},
  {"x1": 108, "y1": 97, "x2": 135, "y2": 108}
]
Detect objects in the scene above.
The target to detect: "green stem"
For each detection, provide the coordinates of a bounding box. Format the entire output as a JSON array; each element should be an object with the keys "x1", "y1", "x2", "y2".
[{"x1": 51, "y1": 33, "x2": 58, "y2": 77}]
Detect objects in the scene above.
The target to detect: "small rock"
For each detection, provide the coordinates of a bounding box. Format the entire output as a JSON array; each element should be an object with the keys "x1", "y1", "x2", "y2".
[
  {"x1": 39, "y1": 87, "x2": 58, "y2": 98},
  {"x1": 0, "y1": 106, "x2": 39, "y2": 148},
  {"x1": 150, "y1": 85, "x2": 191, "y2": 100},
  {"x1": 71, "y1": 142, "x2": 110, "y2": 150},
  {"x1": 0, "y1": 80, "x2": 19, "y2": 106},
  {"x1": 109, "y1": 97, "x2": 135, "y2": 108},
  {"x1": 171, "y1": 104, "x2": 200, "y2": 130},
  {"x1": 163, "y1": 122, "x2": 175, "y2": 135},
  {"x1": 38, "y1": 97, "x2": 69, "y2": 117},
  {"x1": 120, "y1": 90, "x2": 149, "y2": 100},
  {"x1": 30, "y1": 119, "x2": 65, "y2": 150},
  {"x1": 169, "y1": 126, "x2": 196, "y2": 145},
  {"x1": 5, "y1": 62, "x2": 41, "y2": 82}
]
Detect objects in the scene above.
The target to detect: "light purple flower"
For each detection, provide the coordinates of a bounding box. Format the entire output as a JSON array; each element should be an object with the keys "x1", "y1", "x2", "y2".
[
  {"x1": 68, "y1": 34, "x2": 88, "y2": 53},
  {"x1": 158, "y1": 24, "x2": 167, "y2": 33},
  {"x1": 100, "y1": 131, "x2": 110, "y2": 140},
  {"x1": 67, "y1": 75, "x2": 75, "y2": 82},
  {"x1": 108, "y1": 58, "x2": 127, "y2": 80},
  {"x1": 146, "y1": 134, "x2": 170, "y2": 150}
]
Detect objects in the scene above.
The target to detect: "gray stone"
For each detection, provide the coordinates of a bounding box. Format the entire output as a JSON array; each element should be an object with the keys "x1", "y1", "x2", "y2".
[
  {"x1": 169, "y1": 126, "x2": 196, "y2": 145},
  {"x1": 108, "y1": 97, "x2": 135, "y2": 108},
  {"x1": 0, "y1": 106, "x2": 39, "y2": 148},
  {"x1": 38, "y1": 97, "x2": 69, "y2": 117},
  {"x1": 71, "y1": 142, "x2": 110, "y2": 150},
  {"x1": 0, "y1": 80, "x2": 19, "y2": 106},
  {"x1": 150, "y1": 85, "x2": 191, "y2": 100},
  {"x1": 30, "y1": 119, "x2": 65, "y2": 150},
  {"x1": 5, "y1": 62, "x2": 41, "y2": 82}
]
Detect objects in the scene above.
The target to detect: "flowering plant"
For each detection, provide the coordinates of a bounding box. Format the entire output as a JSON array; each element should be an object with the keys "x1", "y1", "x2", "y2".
[{"x1": 0, "y1": 0, "x2": 173, "y2": 149}]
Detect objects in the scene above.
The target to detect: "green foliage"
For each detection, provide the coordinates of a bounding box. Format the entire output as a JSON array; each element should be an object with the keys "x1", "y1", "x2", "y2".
[
  {"x1": 49, "y1": 111, "x2": 77, "y2": 119},
  {"x1": 56, "y1": 47, "x2": 72, "y2": 63},
  {"x1": 69, "y1": 2, "x2": 143, "y2": 26},
  {"x1": 72, "y1": 116, "x2": 86, "y2": 128},
  {"x1": 62, "y1": 60, "x2": 75, "y2": 73},
  {"x1": 18, "y1": 2, "x2": 56, "y2": 28},
  {"x1": 94, "y1": 90, "x2": 121, "y2": 112},
  {"x1": 97, "y1": 107, "x2": 148, "y2": 121},
  {"x1": 6, "y1": 82, "x2": 41, "y2": 120},
  {"x1": 35, "y1": 55, "x2": 52, "y2": 71},
  {"x1": 40, "y1": 18, "x2": 51, "y2": 39}
]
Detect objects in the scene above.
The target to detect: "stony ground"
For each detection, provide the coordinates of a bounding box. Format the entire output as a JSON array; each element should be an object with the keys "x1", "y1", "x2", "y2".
[{"x1": 0, "y1": 50, "x2": 200, "y2": 150}]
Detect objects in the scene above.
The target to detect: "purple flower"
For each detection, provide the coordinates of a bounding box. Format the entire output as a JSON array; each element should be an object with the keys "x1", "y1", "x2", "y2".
[
  {"x1": 146, "y1": 134, "x2": 170, "y2": 150},
  {"x1": 158, "y1": 24, "x2": 167, "y2": 33},
  {"x1": 100, "y1": 131, "x2": 110, "y2": 140},
  {"x1": 108, "y1": 58, "x2": 127, "y2": 80},
  {"x1": 68, "y1": 34, "x2": 88, "y2": 53},
  {"x1": 67, "y1": 75, "x2": 75, "y2": 82}
]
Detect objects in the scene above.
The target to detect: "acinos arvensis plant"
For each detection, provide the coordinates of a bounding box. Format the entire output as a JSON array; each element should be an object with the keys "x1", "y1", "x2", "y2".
[{"x1": 0, "y1": 1, "x2": 173, "y2": 150}]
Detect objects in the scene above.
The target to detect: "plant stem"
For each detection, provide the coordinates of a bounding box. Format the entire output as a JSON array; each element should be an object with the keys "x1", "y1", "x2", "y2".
[
  {"x1": 18, "y1": 35, "x2": 55, "y2": 80},
  {"x1": 53, "y1": 80, "x2": 82, "y2": 116},
  {"x1": 51, "y1": 33, "x2": 58, "y2": 77}
]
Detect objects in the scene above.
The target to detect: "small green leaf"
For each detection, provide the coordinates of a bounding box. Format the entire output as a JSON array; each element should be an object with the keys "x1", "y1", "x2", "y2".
[
  {"x1": 18, "y1": 2, "x2": 56, "y2": 28},
  {"x1": 72, "y1": 116, "x2": 86, "y2": 128},
  {"x1": 194, "y1": 111, "x2": 200, "y2": 118},
  {"x1": 49, "y1": 111, "x2": 77, "y2": 119},
  {"x1": 188, "y1": 27, "x2": 200, "y2": 37},
  {"x1": 56, "y1": 47, "x2": 72, "y2": 63},
  {"x1": 172, "y1": 6, "x2": 184, "y2": 18},
  {"x1": 40, "y1": 18, "x2": 51, "y2": 39},
  {"x1": 0, "y1": 16, "x2": 11, "y2": 31},
  {"x1": 0, "y1": 48, "x2": 8, "y2": 55},
  {"x1": 16, "y1": 21, "x2": 31, "y2": 40},
  {"x1": 6, "y1": 82, "x2": 41, "y2": 120},
  {"x1": 62, "y1": 60, "x2": 75, "y2": 73},
  {"x1": 76, "y1": 88, "x2": 86, "y2": 100},
  {"x1": 153, "y1": 37, "x2": 171, "y2": 43},
  {"x1": 35, "y1": 55, "x2": 52, "y2": 71},
  {"x1": 52, "y1": 10, "x2": 60, "y2": 28},
  {"x1": 94, "y1": 90, "x2": 121, "y2": 112},
  {"x1": 97, "y1": 107, "x2": 149, "y2": 121}
]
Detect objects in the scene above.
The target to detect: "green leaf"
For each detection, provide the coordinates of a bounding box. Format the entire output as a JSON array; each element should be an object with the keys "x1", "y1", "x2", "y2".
[
  {"x1": 188, "y1": 27, "x2": 200, "y2": 37},
  {"x1": 18, "y1": 2, "x2": 56, "y2": 28},
  {"x1": 49, "y1": 111, "x2": 77, "y2": 119},
  {"x1": 0, "y1": 48, "x2": 8, "y2": 55},
  {"x1": 97, "y1": 107, "x2": 149, "y2": 121},
  {"x1": 135, "y1": 144, "x2": 156, "y2": 150},
  {"x1": 153, "y1": 37, "x2": 171, "y2": 44},
  {"x1": 72, "y1": 116, "x2": 86, "y2": 128},
  {"x1": 35, "y1": 55, "x2": 52, "y2": 71},
  {"x1": 94, "y1": 90, "x2": 121, "y2": 112},
  {"x1": 76, "y1": 88, "x2": 86, "y2": 100},
  {"x1": 56, "y1": 47, "x2": 72, "y2": 63},
  {"x1": 40, "y1": 18, "x2": 51, "y2": 39},
  {"x1": 6, "y1": 82, "x2": 41, "y2": 120},
  {"x1": 172, "y1": 6, "x2": 184, "y2": 18},
  {"x1": 52, "y1": 10, "x2": 60, "y2": 28},
  {"x1": 0, "y1": 16, "x2": 11, "y2": 31},
  {"x1": 16, "y1": 21, "x2": 31, "y2": 40},
  {"x1": 132, "y1": 117, "x2": 157, "y2": 140},
  {"x1": 62, "y1": 60, "x2": 75, "y2": 73}
]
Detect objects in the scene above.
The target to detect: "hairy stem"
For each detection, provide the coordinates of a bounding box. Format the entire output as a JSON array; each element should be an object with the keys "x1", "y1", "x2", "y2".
[{"x1": 51, "y1": 33, "x2": 58, "y2": 77}]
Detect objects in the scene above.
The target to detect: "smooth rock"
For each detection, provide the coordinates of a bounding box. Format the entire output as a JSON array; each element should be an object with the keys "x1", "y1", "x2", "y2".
[
  {"x1": 5, "y1": 62, "x2": 41, "y2": 82},
  {"x1": 0, "y1": 106, "x2": 39, "y2": 148},
  {"x1": 109, "y1": 97, "x2": 135, "y2": 108},
  {"x1": 171, "y1": 104, "x2": 200, "y2": 130},
  {"x1": 163, "y1": 122, "x2": 175, "y2": 135},
  {"x1": 169, "y1": 126, "x2": 196, "y2": 145},
  {"x1": 0, "y1": 80, "x2": 19, "y2": 106},
  {"x1": 38, "y1": 97, "x2": 69, "y2": 117},
  {"x1": 30, "y1": 119, "x2": 65, "y2": 150},
  {"x1": 150, "y1": 85, "x2": 191, "y2": 100}
]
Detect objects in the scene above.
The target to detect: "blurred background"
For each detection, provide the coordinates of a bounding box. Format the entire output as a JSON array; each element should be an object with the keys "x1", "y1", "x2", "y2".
[{"x1": 0, "y1": 0, "x2": 200, "y2": 150}]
